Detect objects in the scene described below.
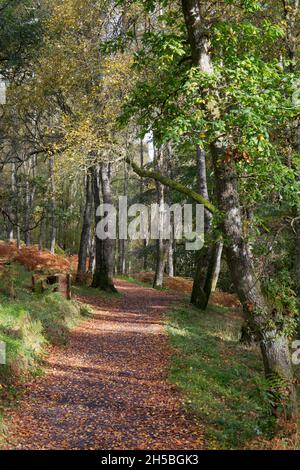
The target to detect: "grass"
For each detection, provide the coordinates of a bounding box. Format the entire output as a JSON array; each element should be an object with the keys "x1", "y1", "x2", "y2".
[
  {"x1": 1, "y1": 268, "x2": 296, "y2": 449},
  {"x1": 165, "y1": 301, "x2": 276, "y2": 449},
  {"x1": 73, "y1": 283, "x2": 122, "y2": 299},
  {"x1": 116, "y1": 274, "x2": 152, "y2": 289},
  {"x1": 0, "y1": 262, "x2": 90, "y2": 434}
]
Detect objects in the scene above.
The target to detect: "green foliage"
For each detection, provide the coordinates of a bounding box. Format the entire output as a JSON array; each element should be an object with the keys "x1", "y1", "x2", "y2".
[
  {"x1": 225, "y1": 0, "x2": 263, "y2": 12},
  {"x1": 0, "y1": 304, "x2": 45, "y2": 381},
  {"x1": 261, "y1": 271, "x2": 299, "y2": 336},
  {"x1": 54, "y1": 244, "x2": 66, "y2": 256},
  {"x1": 120, "y1": 0, "x2": 300, "y2": 214},
  {"x1": 79, "y1": 304, "x2": 94, "y2": 318},
  {"x1": 0, "y1": 0, "x2": 45, "y2": 74}
]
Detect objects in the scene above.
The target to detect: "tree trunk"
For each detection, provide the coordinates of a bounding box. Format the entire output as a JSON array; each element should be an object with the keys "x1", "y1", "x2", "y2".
[
  {"x1": 294, "y1": 119, "x2": 300, "y2": 294},
  {"x1": 49, "y1": 156, "x2": 56, "y2": 254},
  {"x1": 192, "y1": 241, "x2": 223, "y2": 310},
  {"x1": 92, "y1": 165, "x2": 117, "y2": 292},
  {"x1": 7, "y1": 160, "x2": 17, "y2": 241},
  {"x1": 166, "y1": 144, "x2": 175, "y2": 278},
  {"x1": 153, "y1": 147, "x2": 169, "y2": 288},
  {"x1": 191, "y1": 145, "x2": 217, "y2": 309},
  {"x1": 154, "y1": 238, "x2": 167, "y2": 287},
  {"x1": 22, "y1": 155, "x2": 37, "y2": 247},
  {"x1": 39, "y1": 217, "x2": 45, "y2": 251},
  {"x1": 168, "y1": 218, "x2": 175, "y2": 277},
  {"x1": 88, "y1": 235, "x2": 95, "y2": 274},
  {"x1": 77, "y1": 171, "x2": 93, "y2": 282},
  {"x1": 99, "y1": 163, "x2": 117, "y2": 292},
  {"x1": 295, "y1": 233, "x2": 300, "y2": 292},
  {"x1": 211, "y1": 240, "x2": 223, "y2": 292},
  {"x1": 211, "y1": 141, "x2": 297, "y2": 417},
  {"x1": 140, "y1": 138, "x2": 149, "y2": 272},
  {"x1": 12, "y1": 157, "x2": 21, "y2": 251},
  {"x1": 181, "y1": 0, "x2": 298, "y2": 417},
  {"x1": 281, "y1": 2, "x2": 300, "y2": 295},
  {"x1": 24, "y1": 161, "x2": 31, "y2": 247},
  {"x1": 294, "y1": 147, "x2": 300, "y2": 297},
  {"x1": 92, "y1": 166, "x2": 103, "y2": 288},
  {"x1": 118, "y1": 159, "x2": 128, "y2": 275}
]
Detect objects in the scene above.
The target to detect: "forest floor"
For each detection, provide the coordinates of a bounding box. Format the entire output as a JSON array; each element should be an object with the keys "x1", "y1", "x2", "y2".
[
  {"x1": 131, "y1": 272, "x2": 240, "y2": 308},
  {"x1": 1, "y1": 279, "x2": 205, "y2": 450},
  {"x1": 0, "y1": 242, "x2": 298, "y2": 450}
]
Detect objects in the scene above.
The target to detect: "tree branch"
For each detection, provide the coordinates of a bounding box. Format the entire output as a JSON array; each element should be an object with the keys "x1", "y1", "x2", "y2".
[
  {"x1": 125, "y1": 157, "x2": 218, "y2": 215},
  {"x1": 1, "y1": 207, "x2": 45, "y2": 232}
]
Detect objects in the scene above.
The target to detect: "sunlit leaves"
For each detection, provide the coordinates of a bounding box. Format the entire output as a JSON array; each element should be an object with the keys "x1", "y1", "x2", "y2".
[{"x1": 224, "y1": 0, "x2": 262, "y2": 12}]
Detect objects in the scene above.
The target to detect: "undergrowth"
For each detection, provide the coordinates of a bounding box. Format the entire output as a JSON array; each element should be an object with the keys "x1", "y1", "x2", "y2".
[
  {"x1": 165, "y1": 302, "x2": 277, "y2": 449},
  {"x1": 0, "y1": 262, "x2": 90, "y2": 433}
]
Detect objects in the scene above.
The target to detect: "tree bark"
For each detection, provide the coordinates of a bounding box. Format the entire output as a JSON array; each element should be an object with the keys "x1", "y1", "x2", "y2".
[
  {"x1": 168, "y1": 217, "x2": 175, "y2": 277},
  {"x1": 294, "y1": 118, "x2": 300, "y2": 294},
  {"x1": 140, "y1": 138, "x2": 149, "y2": 272},
  {"x1": 92, "y1": 166, "x2": 103, "y2": 287},
  {"x1": 88, "y1": 235, "x2": 95, "y2": 274},
  {"x1": 91, "y1": 166, "x2": 103, "y2": 288},
  {"x1": 211, "y1": 141, "x2": 297, "y2": 417},
  {"x1": 211, "y1": 240, "x2": 223, "y2": 292},
  {"x1": 191, "y1": 145, "x2": 223, "y2": 308},
  {"x1": 7, "y1": 160, "x2": 17, "y2": 241},
  {"x1": 77, "y1": 170, "x2": 93, "y2": 282},
  {"x1": 154, "y1": 239, "x2": 166, "y2": 287},
  {"x1": 49, "y1": 155, "x2": 56, "y2": 254},
  {"x1": 153, "y1": 147, "x2": 169, "y2": 288},
  {"x1": 182, "y1": 0, "x2": 298, "y2": 417},
  {"x1": 24, "y1": 161, "x2": 31, "y2": 247},
  {"x1": 283, "y1": 2, "x2": 300, "y2": 301},
  {"x1": 191, "y1": 145, "x2": 212, "y2": 308},
  {"x1": 281, "y1": 1, "x2": 300, "y2": 296},
  {"x1": 118, "y1": 159, "x2": 128, "y2": 275},
  {"x1": 100, "y1": 163, "x2": 117, "y2": 292},
  {"x1": 12, "y1": 157, "x2": 21, "y2": 251},
  {"x1": 39, "y1": 217, "x2": 45, "y2": 251},
  {"x1": 92, "y1": 165, "x2": 117, "y2": 292}
]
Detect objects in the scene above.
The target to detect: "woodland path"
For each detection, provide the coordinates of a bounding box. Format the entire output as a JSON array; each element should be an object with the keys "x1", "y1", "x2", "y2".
[{"x1": 3, "y1": 280, "x2": 204, "y2": 450}]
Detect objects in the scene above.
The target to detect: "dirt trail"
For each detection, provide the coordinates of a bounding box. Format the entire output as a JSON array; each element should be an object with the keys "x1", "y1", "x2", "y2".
[{"x1": 3, "y1": 280, "x2": 204, "y2": 450}]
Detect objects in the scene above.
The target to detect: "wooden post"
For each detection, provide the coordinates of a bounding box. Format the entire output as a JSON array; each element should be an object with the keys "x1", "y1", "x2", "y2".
[
  {"x1": 32, "y1": 275, "x2": 36, "y2": 291},
  {"x1": 67, "y1": 274, "x2": 72, "y2": 300}
]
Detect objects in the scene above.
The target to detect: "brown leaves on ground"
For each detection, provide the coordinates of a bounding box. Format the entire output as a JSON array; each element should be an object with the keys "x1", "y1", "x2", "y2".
[
  {"x1": 0, "y1": 241, "x2": 71, "y2": 273},
  {"x1": 247, "y1": 418, "x2": 300, "y2": 450},
  {"x1": 2, "y1": 280, "x2": 204, "y2": 450},
  {"x1": 133, "y1": 272, "x2": 240, "y2": 308}
]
